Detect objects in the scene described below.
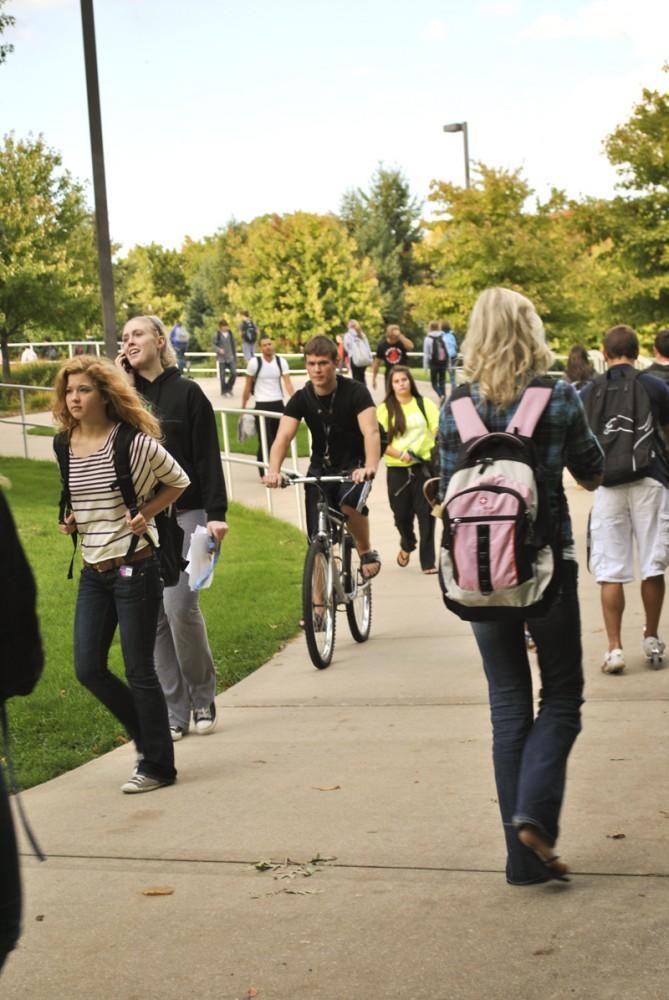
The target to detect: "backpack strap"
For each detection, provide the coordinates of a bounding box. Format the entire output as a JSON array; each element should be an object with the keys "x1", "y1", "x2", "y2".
[
  {"x1": 110, "y1": 423, "x2": 145, "y2": 563},
  {"x1": 449, "y1": 385, "x2": 489, "y2": 442},
  {"x1": 251, "y1": 355, "x2": 262, "y2": 395},
  {"x1": 54, "y1": 431, "x2": 78, "y2": 580},
  {"x1": 505, "y1": 380, "x2": 553, "y2": 437}
]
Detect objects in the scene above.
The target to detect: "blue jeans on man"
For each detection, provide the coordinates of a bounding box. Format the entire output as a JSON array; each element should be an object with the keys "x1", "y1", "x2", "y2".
[
  {"x1": 74, "y1": 558, "x2": 176, "y2": 783},
  {"x1": 470, "y1": 560, "x2": 583, "y2": 884}
]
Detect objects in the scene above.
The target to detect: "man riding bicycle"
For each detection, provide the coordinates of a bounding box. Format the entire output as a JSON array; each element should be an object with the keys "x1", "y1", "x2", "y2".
[{"x1": 265, "y1": 334, "x2": 382, "y2": 579}]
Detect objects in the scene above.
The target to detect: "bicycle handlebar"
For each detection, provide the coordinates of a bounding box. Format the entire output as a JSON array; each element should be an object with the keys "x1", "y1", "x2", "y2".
[{"x1": 280, "y1": 473, "x2": 355, "y2": 487}]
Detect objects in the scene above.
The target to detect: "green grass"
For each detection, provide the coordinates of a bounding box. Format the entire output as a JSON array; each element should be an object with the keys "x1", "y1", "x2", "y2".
[
  {"x1": 27, "y1": 425, "x2": 56, "y2": 437},
  {"x1": 1, "y1": 457, "x2": 307, "y2": 789}
]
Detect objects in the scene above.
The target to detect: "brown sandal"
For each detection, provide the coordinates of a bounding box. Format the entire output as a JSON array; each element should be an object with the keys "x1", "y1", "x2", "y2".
[{"x1": 397, "y1": 550, "x2": 410, "y2": 568}]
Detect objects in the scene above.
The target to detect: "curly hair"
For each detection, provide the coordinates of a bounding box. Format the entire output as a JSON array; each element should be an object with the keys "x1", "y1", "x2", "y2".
[
  {"x1": 462, "y1": 288, "x2": 553, "y2": 408},
  {"x1": 52, "y1": 356, "x2": 161, "y2": 438}
]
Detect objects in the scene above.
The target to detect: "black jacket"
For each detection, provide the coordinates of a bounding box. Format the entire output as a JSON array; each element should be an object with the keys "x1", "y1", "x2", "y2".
[{"x1": 134, "y1": 367, "x2": 228, "y2": 520}]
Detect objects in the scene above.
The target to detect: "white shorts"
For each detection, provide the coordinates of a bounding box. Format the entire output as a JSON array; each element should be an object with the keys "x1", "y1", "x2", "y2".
[{"x1": 590, "y1": 478, "x2": 669, "y2": 583}]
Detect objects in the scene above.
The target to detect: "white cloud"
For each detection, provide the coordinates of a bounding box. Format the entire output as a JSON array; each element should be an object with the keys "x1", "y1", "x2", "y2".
[{"x1": 525, "y1": 0, "x2": 669, "y2": 62}]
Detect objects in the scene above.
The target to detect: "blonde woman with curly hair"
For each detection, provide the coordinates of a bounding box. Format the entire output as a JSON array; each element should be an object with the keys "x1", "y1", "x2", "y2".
[
  {"x1": 438, "y1": 288, "x2": 603, "y2": 885},
  {"x1": 53, "y1": 356, "x2": 190, "y2": 794}
]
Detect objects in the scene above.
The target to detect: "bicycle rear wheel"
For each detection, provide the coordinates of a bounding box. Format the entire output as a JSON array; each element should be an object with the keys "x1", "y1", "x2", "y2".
[
  {"x1": 343, "y1": 534, "x2": 372, "y2": 642},
  {"x1": 303, "y1": 539, "x2": 336, "y2": 669}
]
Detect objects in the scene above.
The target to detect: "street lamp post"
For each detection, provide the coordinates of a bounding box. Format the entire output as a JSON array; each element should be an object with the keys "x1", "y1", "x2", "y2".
[
  {"x1": 443, "y1": 121, "x2": 470, "y2": 189},
  {"x1": 80, "y1": 0, "x2": 117, "y2": 359}
]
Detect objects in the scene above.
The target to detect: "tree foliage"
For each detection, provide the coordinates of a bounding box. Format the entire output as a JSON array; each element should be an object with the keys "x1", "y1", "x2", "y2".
[
  {"x1": 0, "y1": 0, "x2": 15, "y2": 65},
  {"x1": 225, "y1": 212, "x2": 382, "y2": 348},
  {"x1": 408, "y1": 165, "x2": 605, "y2": 349},
  {"x1": 0, "y1": 134, "x2": 99, "y2": 378},
  {"x1": 340, "y1": 165, "x2": 422, "y2": 329},
  {"x1": 592, "y1": 67, "x2": 669, "y2": 334},
  {"x1": 115, "y1": 242, "x2": 189, "y2": 327}
]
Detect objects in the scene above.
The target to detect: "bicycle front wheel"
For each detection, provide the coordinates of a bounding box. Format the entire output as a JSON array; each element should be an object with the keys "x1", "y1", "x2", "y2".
[
  {"x1": 343, "y1": 534, "x2": 372, "y2": 643},
  {"x1": 303, "y1": 539, "x2": 336, "y2": 669}
]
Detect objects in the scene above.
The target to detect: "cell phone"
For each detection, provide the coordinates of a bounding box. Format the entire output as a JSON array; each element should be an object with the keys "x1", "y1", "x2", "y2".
[{"x1": 120, "y1": 355, "x2": 133, "y2": 373}]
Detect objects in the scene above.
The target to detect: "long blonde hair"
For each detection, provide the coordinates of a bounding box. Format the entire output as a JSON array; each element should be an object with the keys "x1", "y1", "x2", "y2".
[
  {"x1": 462, "y1": 288, "x2": 553, "y2": 408},
  {"x1": 53, "y1": 356, "x2": 161, "y2": 438}
]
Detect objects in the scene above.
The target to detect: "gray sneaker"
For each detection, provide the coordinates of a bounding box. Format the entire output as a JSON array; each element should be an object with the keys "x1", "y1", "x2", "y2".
[{"x1": 121, "y1": 772, "x2": 173, "y2": 794}]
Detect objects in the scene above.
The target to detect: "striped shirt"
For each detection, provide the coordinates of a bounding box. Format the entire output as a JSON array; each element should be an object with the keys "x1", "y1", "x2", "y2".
[{"x1": 68, "y1": 424, "x2": 190, "y2": 564}]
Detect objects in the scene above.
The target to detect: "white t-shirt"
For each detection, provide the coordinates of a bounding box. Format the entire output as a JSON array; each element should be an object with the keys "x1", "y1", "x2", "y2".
[{"x1": 246, "y1": 355, "x2": 286, "y2": 402}]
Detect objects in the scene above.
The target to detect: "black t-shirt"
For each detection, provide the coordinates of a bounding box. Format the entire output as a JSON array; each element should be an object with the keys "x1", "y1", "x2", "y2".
[
  {"x1": 284, "y1": 376, "x2": 374, "y2": 470},
  {"x1": 375, "y1": 339, "x2": 408, "y2": 371}
]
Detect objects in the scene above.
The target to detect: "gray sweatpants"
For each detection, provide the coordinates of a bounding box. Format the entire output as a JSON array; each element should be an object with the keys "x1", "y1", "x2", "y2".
[{"x1": 154, "y1": 508, "x2": 217, "y2": 729}]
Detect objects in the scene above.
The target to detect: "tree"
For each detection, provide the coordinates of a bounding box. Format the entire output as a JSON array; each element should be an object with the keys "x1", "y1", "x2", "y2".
[
  {"x1": 594, "y1": 67, "x2": 669, "y2": 334},
  {"x1": 225, "y1": 212, "x2": 382, "y2": 348},
  {"x1": 340, "y1": 165, "x2": 422, "y2": 329},
  {"x1": 0, "y1": 0, "x2": 15, "y2": 65},
  {"x1": 181, "y1": 222, "x2": 248, "y2": 334},
  {"x1": 115, "y1": 243, "x2": 189, "y2": 327},
  {"x1": 0, "y1": 135, "x2": 99, "y2": 378},
  {"x1": 408, "y1": 165, "x2": 607, "y2": 350}
]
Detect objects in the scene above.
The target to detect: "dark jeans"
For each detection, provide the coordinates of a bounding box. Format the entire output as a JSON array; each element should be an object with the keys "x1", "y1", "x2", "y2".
[
  {"x1": 470, "y1": 560, "x2": 583, "y2": 885},
  {"x1": 350, "y1": 363, "x2": 367, "y2": 384},
  {"x1": 0, "y1": 766, "x2": 20, "y2": 971},
  {"x1": 430, "y1": 364, "x2": 447, "y2": 399},
  {"x1": 255, "y1": 399, "x2": 284, "y2": 476},
  {"x1": 217, "y1": 359, "x2": 236, "y2": 394},
  {"x1": 386, "y1": 465, "x2": 435, "y2": 570},
  {"x1": 74, "y1": 559, "x2": 176, "y2": 783}
]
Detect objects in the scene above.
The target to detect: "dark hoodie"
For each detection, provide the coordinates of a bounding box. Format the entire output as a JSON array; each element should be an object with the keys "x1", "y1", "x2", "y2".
[{"x1": 134, "y1": 367, "x2": 227, "y2": 520}]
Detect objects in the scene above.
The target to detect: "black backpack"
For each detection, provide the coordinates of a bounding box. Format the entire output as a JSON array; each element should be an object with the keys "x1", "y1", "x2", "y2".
[
  {"x1": 242, "y1": 319, "x2": 257, "y2": 345},
  {"x1": 54, "y1": 424, "x2": 187, "y2": 586},
  {"x1": 583, "y1": 368, "x2": 663, "y2": 486},
  {"x1": 251, "y1": 354, "x2": 286, "y2": 395}
]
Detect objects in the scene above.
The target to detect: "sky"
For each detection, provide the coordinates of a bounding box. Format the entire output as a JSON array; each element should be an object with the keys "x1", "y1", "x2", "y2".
[{"x1": 2, "y1": 0, "x2": 668, "y2": 252}]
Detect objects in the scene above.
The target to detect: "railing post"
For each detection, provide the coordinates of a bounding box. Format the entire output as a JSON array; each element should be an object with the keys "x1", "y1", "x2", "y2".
[
  {"x1": 258, "y1": 413, "x2": 273, "y2": 515},
  {"x1": 19, "y1": 388, "x2": 29, "y2": 459},
  {"x1": 289, "y1": 435, "x2": 304, "y2": 533},
  {"x1": 220, "y1": 410, "x2": 233, "y2": 502}
]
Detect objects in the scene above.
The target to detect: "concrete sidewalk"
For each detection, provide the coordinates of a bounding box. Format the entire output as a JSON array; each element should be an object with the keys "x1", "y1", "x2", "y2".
[{"x1": 2, "y1": 390, "x2": 669, "y2": 999}]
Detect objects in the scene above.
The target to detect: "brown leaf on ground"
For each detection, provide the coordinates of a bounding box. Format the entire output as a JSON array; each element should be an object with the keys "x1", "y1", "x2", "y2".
[
  {"x1": 247, "y1": 989, "x2": 260, "y2": 998},
  {"x1": 141, "y1": 886, "x2": 175, "y2": 896},
  {"x1": 532, "y1": 947, "x2": 555, "y2": 956},
  {"x1": 312, "y1": 785, "x2": 341, "y2": 791},
  {"x1": 606, "y1": 833, "x2": 626, "y2": 839},
  {"x1": 660, "y1": 811, "x2": 669, "y2": 819}
]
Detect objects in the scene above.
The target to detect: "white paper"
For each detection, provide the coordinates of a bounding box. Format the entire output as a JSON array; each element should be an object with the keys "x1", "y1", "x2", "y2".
[{"x1": 185, "y1": 524, "x2": 219, "y2": 591}]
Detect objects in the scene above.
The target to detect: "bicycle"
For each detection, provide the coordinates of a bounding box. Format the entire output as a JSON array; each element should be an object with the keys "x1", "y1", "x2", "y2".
[{"x1": 281, "y1": 474, "x2": 373, "y2": 669}]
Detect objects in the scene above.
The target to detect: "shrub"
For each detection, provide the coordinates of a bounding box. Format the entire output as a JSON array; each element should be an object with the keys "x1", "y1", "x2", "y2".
[{"x1": 0, "y1": 361, "x2": 60, "y2": 414}]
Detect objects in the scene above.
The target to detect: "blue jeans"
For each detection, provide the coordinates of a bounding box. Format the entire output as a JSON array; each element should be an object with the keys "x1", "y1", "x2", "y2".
[
  {"x1": 471, "y1": 560, "x2": 583, "y2": 885},
  {"x1": 74, "y1": 559, "x2": 176, "y2": 783}
]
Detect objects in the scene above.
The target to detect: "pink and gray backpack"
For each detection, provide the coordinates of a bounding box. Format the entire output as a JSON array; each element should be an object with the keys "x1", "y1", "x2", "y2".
[{"x1": 439, "y1": 379, "x2": 557, "y2": 622}]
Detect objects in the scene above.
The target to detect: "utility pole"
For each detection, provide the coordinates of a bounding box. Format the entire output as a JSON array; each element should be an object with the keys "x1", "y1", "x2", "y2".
[{"x1": 80, "y1": 0, "x2": 117, "y2": 357}]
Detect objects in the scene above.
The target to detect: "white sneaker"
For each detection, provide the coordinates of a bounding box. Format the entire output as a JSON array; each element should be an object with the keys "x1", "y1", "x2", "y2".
[
  {"x1": 602, "y1": 648, "x2": 625, "y2": 674},
  {"x1": 170, "y1": 725, "x2": 188, "y2": 742},
  {"x1": 193, "y1": 702, "x2": 217, "y2": 735},
  {"x1": 642, "y1": 634, "x2": 665, "y2": 669}
]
